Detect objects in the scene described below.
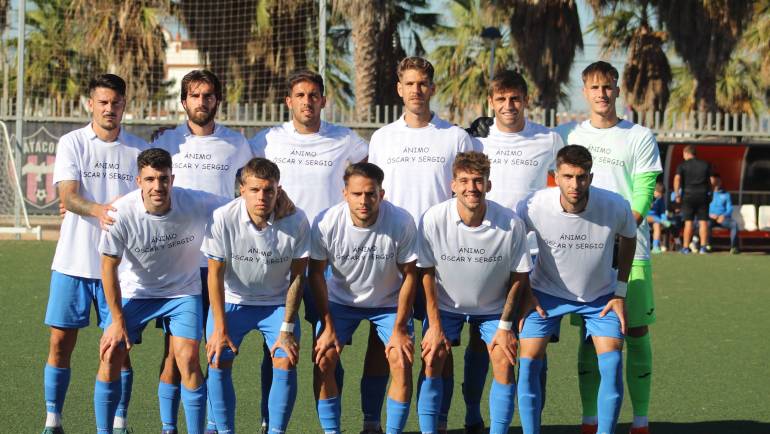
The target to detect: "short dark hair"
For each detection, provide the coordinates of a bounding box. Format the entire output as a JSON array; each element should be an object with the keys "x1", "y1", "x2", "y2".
[
  {"x1": 556, "y1": 145, "x2": 593, "y2": 172},
  {"x1": 240, "y1": 157, "x2": 281, "y2": 184},
  {"x1": 397, "y1": 56, "x2": 434, "y2": 82},
  {"x1": 453, "y1": 151, "x2": 491, "y2": 178},
  {"x1": 683, "y1": 144, "x2": 697, "y2": 156},
  {"x1": 488, "y1": 70, "x2": 528, "y2": 97},
  {"x1": 88, "y1": 74, "x2": 126, "y2": 97},
  {"x1": 287, "y1": 70, "x2": 325, "y2": 96},
  {"x1": 181, "y1": 69, "x2": 222, "y2": 102},
  {"x1": 344, "y1": 162, "x2": 385, "y2": 187},
  {"x1": 581, "y1": 61, "x2": 619, "y2": 83},
  {"x1": 137, "y1": 148, "x2": 173, "y2": 171}
]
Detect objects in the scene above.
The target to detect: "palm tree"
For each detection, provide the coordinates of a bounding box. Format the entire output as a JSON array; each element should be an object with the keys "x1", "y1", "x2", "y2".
[
  {"x1": 332, "y1": 0, "x2": 439, "y2": 120},
  {"x1": 71, "y1": 0, "x2": 172, "y2": 101},
  {"x1": 505, "y1": 0, "x2": 583, "y2": 113},
  {"x1": 656, "y1": 0, "x2": 754, "y2": 114},
  {"x1": 740, "y1": 0, "x2": 770, "y2": 95},
  {"x1": 429, "y1": 0, "x2": 517, "y2": 123},
  {"x1": 588, "y1": 0, "x2": 671, "y2": 116}
]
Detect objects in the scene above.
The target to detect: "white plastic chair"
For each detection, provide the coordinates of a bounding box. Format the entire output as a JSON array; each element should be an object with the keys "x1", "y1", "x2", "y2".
[
  {"x1": 739, "y1": 204, "x2": 757, "y2": 231},
  {"x1": 758, "y1": 205, "x2": 770, "y2": 231}
]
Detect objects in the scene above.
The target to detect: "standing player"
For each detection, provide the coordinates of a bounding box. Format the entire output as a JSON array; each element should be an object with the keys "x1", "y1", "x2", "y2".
[
  {"x1": 368, "y1": 56, "x2": 475, "y2": 433},
  {"x1": 516, "y1": 145, "x2": 636, "y2": 434},
  {"x1": 310, "y1": 162, "x2": 418, "y2": 434},
  {"x1": 203, "y1": 158, "x2": 309, "y2": 434},
  {"x1": 152, "y1": 69, "x2": 253, "y2": 433},
  {"x1": 673, "y1": 145, "x2": 714, "y2": 254},
  {"x1": 463, "y1": 69, "x2": 564, "y2": 432},
  {"x1": 96, "y1": 148, "x2": 228, "y2": 434},
  {"x1": 555, "y1": 61, "x2": 662, "y2": 434},
  {"x1": 250, "y1": 70, "x2": 370, "y2": 432},
  {"x1": 41, "y1": 74, "x2": 147, "y2": 434},
  {"x1": 416, "y1": 152, "x2": 532, "y2": 434}
]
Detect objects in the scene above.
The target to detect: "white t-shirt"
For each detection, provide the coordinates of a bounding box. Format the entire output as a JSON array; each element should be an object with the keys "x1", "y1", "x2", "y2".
[
  {"x1": 516, "y1": 186, "x2": 637, "y2": 302},
  {"x1": 152, "y1": 123, "x2": 253, "y2": 198},
  {"x1": 417, "y1": 199, "x2": 532, "y2": 316},
  {"x1": 250, "y1": 121, "x2": 368, "y2": 223},
  {"x1": 475, "y1": 119, "x2": 564, "y2": 210},
  {"x1": 369, "y1": 114, "x2": 475, "y2": 222},
  {"x1": 201, "y1": 198, "x2": 310, "y2": 306},
  {"x1": 311, "y1": 200, "x2": 417, "y2": 308},
  {"x1": 99, "y1": 187, "x2": 228, "y2": 299},
  {"x1": 51, "y1": 124, "x2": 148, "y2": 279},
  {"x1": 555, "y1": 120, "x2": 662, "y2": 260}
]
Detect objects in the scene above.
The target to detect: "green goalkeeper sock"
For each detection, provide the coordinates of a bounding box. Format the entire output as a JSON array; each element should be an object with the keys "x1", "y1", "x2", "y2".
[
  {"x1": 577, "y1": 338, "x2": 600, "y2": 417},
  {"x1": 626, "y1": 333, "x2": 653, "y2": 417}
]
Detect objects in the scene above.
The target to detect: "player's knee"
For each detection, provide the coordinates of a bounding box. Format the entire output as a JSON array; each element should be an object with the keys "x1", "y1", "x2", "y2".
[
  {"x1": 102, "y1": 345, "x2": 128, "y2": 367},
  {"x1": 386, "y1": 350, "x2": 413, "y2": 373},
  {"x1": 627, "y1": 325, "x2": 648, "y2": 338},
  {"x1": 209, "y1": 358, "x2": 233, "y2": 370},
  {"x1": 173, "y1": 341, "x2": 200, "y2": 369},
  {"x1": 316, "y1": 348, "x2": 339, "y2": 374},
  {"x1": 489, "y1": 347, "x2": 516, "y2": 375},
  {"x1": 272, "y1": 356, "x2": 294, "y2": 370}
]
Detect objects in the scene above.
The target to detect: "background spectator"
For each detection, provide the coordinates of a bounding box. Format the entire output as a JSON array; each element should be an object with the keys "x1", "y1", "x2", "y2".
[
  {"x1": 673, "y1": 145, "x2": 715, "y2": 254},
  {"x1": 709, "y1": 173, "x2": 740, "y2": 254}
]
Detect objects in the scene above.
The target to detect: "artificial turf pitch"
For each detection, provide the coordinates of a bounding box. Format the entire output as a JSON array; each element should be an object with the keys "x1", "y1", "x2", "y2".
[{"x1": 1, "y1": 240, "x2": 768, "y2": 433}]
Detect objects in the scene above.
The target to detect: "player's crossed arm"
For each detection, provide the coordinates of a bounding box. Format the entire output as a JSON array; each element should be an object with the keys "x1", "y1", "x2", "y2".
[{"x1": 58, "y1": 180, "x2": 119, "y2": 229}]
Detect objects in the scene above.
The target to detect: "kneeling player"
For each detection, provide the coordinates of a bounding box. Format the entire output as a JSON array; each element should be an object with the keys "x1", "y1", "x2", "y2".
[
  {"x1": 203, "y1": 157, "x2": 309, "y2": 433},
  {"x1": 416, "y1": 152, "x2": 532, "y2": 434},
  {"x1": 311, "y1": 163, "x2": 418, "y2": 434},
  {"x1": 96, "y1": 148, "x2": 228, "y2": 433},
  {"x1": 516, "y1": 145, "x2": 636, "y2": 434}
]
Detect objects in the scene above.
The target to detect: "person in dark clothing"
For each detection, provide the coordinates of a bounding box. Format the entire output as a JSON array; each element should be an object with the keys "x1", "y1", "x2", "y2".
[{"x1": 673, "y1": 145, "x2": 715, "y2": 254}]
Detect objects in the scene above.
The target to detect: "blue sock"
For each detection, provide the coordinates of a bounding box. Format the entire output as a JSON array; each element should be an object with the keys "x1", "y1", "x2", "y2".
[
  {"x1": 94, "y1": 379, "x2": 121, "y2": 433},
  {"x1": 439, "y1": 376, "x2": 453, "y2": 428},
  {"x1": 489, "y1": 380, "x2": 516, "y2": 434},
  {"x1": 268, "y1": 368, "x2": 297, "y2": 433},
  {"x1": 207, "y1": 368, "x2": 235, "y2": 433},
  {"x1": 361, "y1": 375, "x2": 389, "y2": 425},
  {"x1": 181, "y1": 383, "x2": 207, "y2": 434},
  {"x1": 517, "y1": 358, "x2": 543, "y2": 434},
  {"x1": 416, "y1": 375, "x2": 442, "y2": 433},
  {"x1": 261, "y1": 342, "x2": 272, "y2": 425},
  {"x1": 115, "y1": 369, "x2": 133, "y2": 419},
  {"x1": 158, "y1": 382, "x2": 180, "y2": 431},
  {"x1": 462, "y1": 348, "x2": 488, "y2": 426},
  {"x1": 540, "y1": 354, "x2": 548, "y2": 412},
  {"x1": 385, "y1": 397, "x2": 410, "y2": 434},
  {"x1": 44, "y1": 364, "x2": 71, "y2": 415},
  {"x1": 335, "y1": 361, "x2": 345, "y2": 395},
  {"x1": 597, "y1": 351, "x2": 624, "y2": 434},
  {"x1": 317, "y1": 396, "x2": 340, "y2": 433}
]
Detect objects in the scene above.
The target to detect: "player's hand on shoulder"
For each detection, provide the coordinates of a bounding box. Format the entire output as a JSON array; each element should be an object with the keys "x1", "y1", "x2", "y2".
[
  {"x1": 274, "y1": 188, "x2": 296, "y2": 220},
  {"x1": 93, "y1": 202, "x2": 117, "y2": 230},
  {"x1": 386, "y1": 328, "x2": 414, "y2": 368},
  {"x1": 271, "y1": 331, "x2": 299, "y2": 366},
  {"x1": 206, "y1": 327, "x2": 238, "y2": 366},
  {"x1": 150, "y1": 125, "x2": 174, "y2": 142},
  {"x1": 465, "y1": 116, "x2": 494, "y2": 138}
]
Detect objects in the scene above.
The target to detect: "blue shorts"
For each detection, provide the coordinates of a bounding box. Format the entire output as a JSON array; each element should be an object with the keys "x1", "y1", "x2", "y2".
[
  {"x1": 45, "y1": 271, "x2": 109, "y2": 329},
  {"x1": 316, "y1": 302, "x2": 414, "y2": 347},
  {"x1": 303, "y1": 266, "x2": 333, "y2": 324},
  {"x1": 520, "y1": 290, "x2": 622, "y2": 340},
  {"x1": 156, "y1": 268, "x2": 208, "y2": 331},
  {"x1": 424, "y1": 311, "x2": 502, "y2": 345},
  {"x1": 105, "y1": 295, "x2": 204, "y2": 344},
  {"x1": 206, "y1": 303, "x2": 300, "y2": 361}
]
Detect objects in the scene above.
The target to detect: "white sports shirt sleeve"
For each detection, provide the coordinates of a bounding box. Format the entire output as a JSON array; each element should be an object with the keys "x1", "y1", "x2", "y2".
[{"x1": 369, "y1": 114, "x2": 474, "y2": 222}]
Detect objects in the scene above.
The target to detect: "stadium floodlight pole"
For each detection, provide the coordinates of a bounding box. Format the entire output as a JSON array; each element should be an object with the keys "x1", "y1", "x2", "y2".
[
  {"x1": 319, "y1": 0, "x2": 327, "y2": 121},
  {"x1": 14, "y1": 0, "x2": 26, "y2": 235}
]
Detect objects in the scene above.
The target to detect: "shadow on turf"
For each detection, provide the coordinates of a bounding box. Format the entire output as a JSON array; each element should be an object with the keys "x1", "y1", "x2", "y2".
[{"x1": 402, "y1": 420, "x2": 770, "y2": 434}]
